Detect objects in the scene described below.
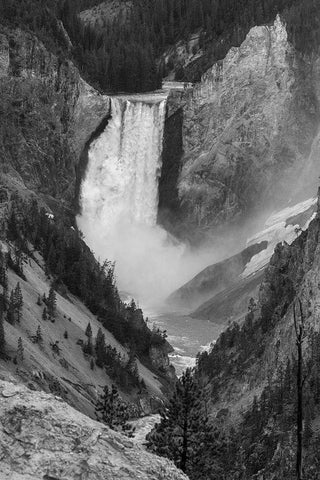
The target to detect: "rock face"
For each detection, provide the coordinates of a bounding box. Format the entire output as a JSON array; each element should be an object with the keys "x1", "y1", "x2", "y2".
[
  {"x1": 177, "y1": 16, "x2": 320, "y2": 230},
  {"x1": 80, "y1": 0, "x2": 133, "y2": 28},
  {"x1": 168, "y1": 241, "x2": 267, "y2": 310},
  {"x1": 0, "y1": 379, "x2": 187, "y2": 480},
  {"x1": 206, "y1": 195, "x2": 320, "y2": 419},
  {"x1": 0, "y1": 28, "x2": 110, "y2": 201},
  {"x1": 149, "y1": 342, "x2": 176, "y2": 381}
]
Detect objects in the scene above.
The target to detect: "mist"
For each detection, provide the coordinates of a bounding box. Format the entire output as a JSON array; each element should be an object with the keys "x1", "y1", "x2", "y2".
[
  {"x1": 77, "y1": 212, "x2": 222, "y2": 306},
  {"x1": 76, "y1": 91, "x2": 320, "y2": 311}
]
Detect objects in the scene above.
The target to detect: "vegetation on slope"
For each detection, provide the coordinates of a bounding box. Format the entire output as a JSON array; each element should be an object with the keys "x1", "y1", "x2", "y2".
[
  {"x1": 148, "y1": 210, "x2": 320, "y2": 479},
  {"x1": 1, "y1": 0, "x2": 319, "y2": 92},
  {"x1": 1, "y1": 195, "x2": 168, "y2": 388},
  {"x1": 0, "y1": 78, "x2": 75, "y2": 199}
]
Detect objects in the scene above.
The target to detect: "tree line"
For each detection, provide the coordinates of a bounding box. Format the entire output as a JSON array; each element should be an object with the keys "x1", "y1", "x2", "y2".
[{"x1": 1, "y1": 0, "x2": 319, "y2": 92}]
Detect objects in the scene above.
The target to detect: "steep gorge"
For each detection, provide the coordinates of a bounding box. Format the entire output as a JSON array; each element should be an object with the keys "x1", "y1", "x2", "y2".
[{"x1": 2, "y1": 6, "x2": 320, "y2": 478}]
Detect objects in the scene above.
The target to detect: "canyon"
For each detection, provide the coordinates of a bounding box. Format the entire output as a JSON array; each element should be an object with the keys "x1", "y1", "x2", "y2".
[{"x1": 1, "y1": 6, "x2": 320, "y2": 479}]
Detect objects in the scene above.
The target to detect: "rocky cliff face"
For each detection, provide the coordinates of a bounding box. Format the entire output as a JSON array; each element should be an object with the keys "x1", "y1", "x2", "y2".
[
  {"x1": 203, "y1": 194, "x2": 320, "y2": 419},
  {"x1": 0, "y1": 27, "x2": 110, "y2": 204},
  {"x1": 176, "y1": 16, "x2": 320, "y2": 231},
  {"x1": 0, "y1": 378, "x2": 187, "y2": 480}
]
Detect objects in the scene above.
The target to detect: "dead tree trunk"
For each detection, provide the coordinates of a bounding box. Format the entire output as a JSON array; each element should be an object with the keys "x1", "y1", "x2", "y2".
[{"x1": 293, "y1": 298, "x2": 306, "y2": 480}]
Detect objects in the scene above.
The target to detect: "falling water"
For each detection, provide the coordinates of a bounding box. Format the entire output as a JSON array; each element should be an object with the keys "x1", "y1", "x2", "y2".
[
  {"x1": 77, "y1": 93, "x2": 219, "y2": 305},
  {"x1": 79, "y1": 95, "x2": 167, "y2": 231}
]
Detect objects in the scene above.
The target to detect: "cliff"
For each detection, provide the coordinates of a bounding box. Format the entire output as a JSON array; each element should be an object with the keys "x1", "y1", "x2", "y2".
[
  {"x1": 199, "y1": 193, "x2": 320, "y2": 414},
  {"x1": 0, "y1": 27, "x2": 110, "y2": 204},
  {"x1": 0, "y1": 378, "x2": 187, "y2": 480},
  {"x1": 174, "y1": 16, "x2": 320, "y2": 233}
]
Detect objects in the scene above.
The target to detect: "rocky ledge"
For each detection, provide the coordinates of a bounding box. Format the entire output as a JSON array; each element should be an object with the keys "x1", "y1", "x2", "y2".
[{"x1": 0, "y1": 380, "x2": 187, "y2": 480}]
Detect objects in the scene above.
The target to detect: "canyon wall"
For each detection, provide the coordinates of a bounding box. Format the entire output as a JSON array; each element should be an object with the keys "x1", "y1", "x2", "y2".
[
  {"x1": 172, "y1": 16, "x2": 320, "y2": 233},
  {"x1": 0, "y1": 27, "x2": 110, "y2": 203}
]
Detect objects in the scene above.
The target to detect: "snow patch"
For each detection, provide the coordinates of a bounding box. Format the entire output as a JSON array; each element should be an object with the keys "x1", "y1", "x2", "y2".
[{"x1": 242, "y1": 198, "x2": 317, "y2": 278}]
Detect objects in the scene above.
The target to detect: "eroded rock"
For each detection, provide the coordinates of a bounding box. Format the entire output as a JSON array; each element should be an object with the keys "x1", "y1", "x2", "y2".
[
  {"x1": 0, "y1": 380, "x2": 188, "y2": 480},
  {"x1": 178, "y1": 16, "x2": 320, "y2": 229}
]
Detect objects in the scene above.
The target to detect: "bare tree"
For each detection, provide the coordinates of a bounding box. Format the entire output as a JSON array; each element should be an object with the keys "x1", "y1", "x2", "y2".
[{"x1": 293, "y1": 298, "x2": 308, "y2": 480}]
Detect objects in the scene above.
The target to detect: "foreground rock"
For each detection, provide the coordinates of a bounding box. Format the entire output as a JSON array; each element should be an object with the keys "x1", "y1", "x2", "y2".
[{"x1": 0, "y1": 380, "x2": 187, "y2": 480}]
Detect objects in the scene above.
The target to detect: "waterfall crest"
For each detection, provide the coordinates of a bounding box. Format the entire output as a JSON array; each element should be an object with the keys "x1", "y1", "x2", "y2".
[{"x1": 79, "y1": 95, "x2": 167, "y2": 232}]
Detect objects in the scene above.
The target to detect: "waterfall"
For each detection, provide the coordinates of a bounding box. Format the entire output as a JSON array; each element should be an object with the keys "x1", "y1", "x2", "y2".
[
  {"x1": 77, "y1": 93, "x2": 219, "y2": 305},
  {"x1": 79, "y1": 95, "x2": 167, "y2": 232}
]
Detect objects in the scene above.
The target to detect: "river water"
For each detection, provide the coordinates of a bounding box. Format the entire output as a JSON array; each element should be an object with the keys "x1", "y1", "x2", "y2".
[{"x1": 146, "y1": 310, "x2": 223, "y2": 376}]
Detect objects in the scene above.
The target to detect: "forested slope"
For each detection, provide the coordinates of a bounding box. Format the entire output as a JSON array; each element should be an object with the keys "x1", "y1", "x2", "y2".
[
  {"x1": 148, "y1": 193, "x2": 320, "y2": 479},
  {"x1": 1, "y1": 0, "x2": 319, "y2": 92}
]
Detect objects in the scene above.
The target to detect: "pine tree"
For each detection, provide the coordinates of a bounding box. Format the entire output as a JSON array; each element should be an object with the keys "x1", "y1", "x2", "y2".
[
  {"x1": 14, "y1": 282, "x2": 23, "y2": 323},
  {"x1": 47, "y1": 286, "x2": 57, "y2": 322},
  {"x1": 35, "y1": 325, "x2": 43, "y2": 344},
  {"x1": 0, "y1": 250, "x2": 8, "y2": 309},
  {"x1": 147, "y1": 368, "x2": 224, "y2": 476},
  {"x1": 17, "y1": 337, "x2": 24, "y2": 363},
  {"x1": 42, "y1": 306, "x2": 48, "y2": 321},
  {"x1": 95, "y1": 327, "x2": 106, "y2": 367},
  {"x1": 85, "y1": 322, "x2": 92, "y2": 338},
  {"x1": 7, "y1": 290, "x2": 16, "y2": 324},
  {"x1": 83, "y1": 335, "x2": 93, "y2": 355},
  {"x1": 95, "y1": 384, "x2": 134, "y2": 436},
  {"x1": 0, "y1": 304, "x2": 5, "y2": 357}
]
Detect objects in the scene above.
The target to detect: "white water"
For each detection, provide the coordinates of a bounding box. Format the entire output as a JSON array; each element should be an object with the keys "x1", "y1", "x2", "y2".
[
  {"x1": 79, "y1": 95, "x2": 166, "y2": 230},
  {"x1": 77, "y1": 94, "x2": 217, "y2": 305}
]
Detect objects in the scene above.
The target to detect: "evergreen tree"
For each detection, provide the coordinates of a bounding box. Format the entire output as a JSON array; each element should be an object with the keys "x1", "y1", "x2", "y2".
[
  {"x1": 0, "y1": 304, "x2": 5, "y2": 357},
  {"x1": 147, "y1": 368, "x2": 224, "y2": 476},
  {"x1": 0, "y1": 250, "x2": 8, "y2": 309},
  {"x1": 17, "y1": 337, "x2": 24, "y2": 363},
  {"x1": 85, "y1": 322, "x2": 92, "y2": 338},
  {"x1": 83, "y1": 335, "x2": 93, "y2": 355},
  {"x1": 14, "y1": 282, "x2": 23, "y2": 323},
  {"x1": 42, "y1": 306, "x2": 48, "y2": 321},
  {"x1": 7, "y1": 290, "x2": 16, "y2": 324},
  {"x1": 35, "y1": 325, "x2": 43, "y2": 344},
  {"x1": 95, "y1": 327, "x2": 106, "y2": 367},
  {"x1": 95, "y1": 384, "x2": 134, "y2": 436},
  {"x1": 47, "y1": 286, "x2": 57, "y2": 322}
]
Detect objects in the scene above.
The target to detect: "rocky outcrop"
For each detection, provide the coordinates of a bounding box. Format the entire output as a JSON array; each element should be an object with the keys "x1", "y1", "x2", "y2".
[
  {"x1": 149, "y1": 342, "x2": 176, "y2": 381},
  {"x1": 177, "y1": 16, "x2": 320, "y2": 230},
  {"x1": 0, "y1": 379, "x2": 187, "y2": 480},
  {"x1": 80, "y1": 0, "x2": 133, "y2": 28},
  {"x1": 158, "y1": 105, "x2": 184, "y2": 233},
  {"x1": 0, "y1": 28, "x2": 110, "y2": 201}
]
